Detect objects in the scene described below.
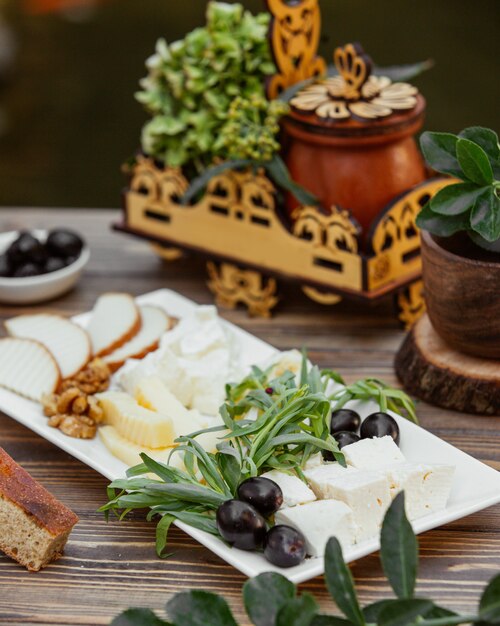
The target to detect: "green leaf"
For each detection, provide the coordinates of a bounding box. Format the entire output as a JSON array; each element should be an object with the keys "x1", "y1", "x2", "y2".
[
  {"x1": 182, "y1": 159, "x2": 253, "y2": 204},
  {"x1": 276, "y1": 593, "x2": 318, "y2": 626},
  {"x1": 420, "y1": 132, "x2": 463, "y2": 178},
  {"x1": 459, "y1": 127, "x2": 500, "y2": 170},
  {"x1": 243, "y1": 572, "x2": 296, "y2": 626},
  {"x1": 479, "y1": 574, "x2": 500, "y2": 622},
  {"x1": 266, "y1": 155, "x2": 320, "y2": 206},
  {"x1": 373, "y1": 59, "x2": 434, "y2": 81},
  {"x1": 380, "y1": 493, "x2": 418, "y2": 599},
  {"x1": 110, "y1": 608, "x2": 172, "y2": 626},
  {"x1": 145, "y1": 482, "x2": 227, "y2": 508},
  {"x1": 363, "y1": 600, "x2": 398, "y2": 622},
  {"x1": 456, "y1": 138, "x2": 494, "y2": 185},
  {"x1": 378, "y1": 599, "x2": 434, "y2": 626},
  {"x1": 155, "y1": 513, "x2": 175, "y2": 558},
  {"x1": 430, "y1": 183, "x2": 488, "y2": 216},
  {"x1": 166, "y1": 591, "x2": 238, "y2": 626},
  {"x1": 324, "y1": 538, "x2": 365, "y2": 626},
  {"x1": 416, "y1": 201, "x2": 471, "y2": 237},
  {"x1": 310, "y1": 617, "x2": 353, "y2": 626},
  {"x1": 470, "y1": 188, "x2": 500, "y2": 242}
]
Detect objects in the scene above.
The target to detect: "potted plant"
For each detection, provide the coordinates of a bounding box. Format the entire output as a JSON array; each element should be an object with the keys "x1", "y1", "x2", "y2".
[{"x1": 416, "y1": 126, "x2": 500, "y2": 358}]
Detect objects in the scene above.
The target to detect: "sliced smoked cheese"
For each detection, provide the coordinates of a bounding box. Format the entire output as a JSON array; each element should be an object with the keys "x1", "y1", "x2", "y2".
[
  {"x1": 102, "y1": 305, "x2": 171, "y2": 372},
  {"x1": 5, "y1": 314, "x2": 91, "y2": 379},
  {"x1": 86, "y1": 292, "x2": 141, "y2": 357},
  {"x1": 0, "y1": 338, "x2": 60, "y2": 401}
]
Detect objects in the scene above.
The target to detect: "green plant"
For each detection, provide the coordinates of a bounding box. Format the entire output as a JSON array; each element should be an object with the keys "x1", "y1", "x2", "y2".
[
  {"x1": 136, "y1": 2, "x2": 276, "y2": 173},
  {"x1": 100, "y1": 352, "x2": 416, "y2": 557},
  {"x1": 110, "y1": 493, "x2": 500, "y2": 626},
  {"x1": 417, "y1": 127, "x2": 500, "y2": 250}
]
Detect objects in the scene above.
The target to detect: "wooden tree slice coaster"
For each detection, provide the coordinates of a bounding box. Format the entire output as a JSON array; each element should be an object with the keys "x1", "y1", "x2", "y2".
[{"x1": 395, "y1": 313, "x2": 500, "y2": 415}]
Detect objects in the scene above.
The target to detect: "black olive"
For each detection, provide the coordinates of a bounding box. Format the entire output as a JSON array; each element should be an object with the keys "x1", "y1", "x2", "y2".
[
  {"x1": 7, "y1": 231, "x2": 46, "y2": 266},
  {"x1": 330, "y1": 409, "x2": 361, "y2": 434},
  {"x1": 0, "y1": 254, "x2": 12, "y2": 277},
  {"x1": 264, "y1": 525, "x2": 306, "y2": 568},
  {"x1": 237, "y1": 477, "x2": 283, "y2": 517},
  {"x1": 64, "y1": 255, "x2": 78, "y2": 266},
  {"x1": 322, "y1": 431, "x2": 361, "y2": 461},
  {"x1": 360, "y1": 412, "x2": 400, "y2": 445},
  {"x1": 13, "y1": 262, "x2": 43, "y2": 277},
  {"x1": 46, "y1": 229, "x2": 84, "y2": 258},
  {"x1": 216, "y1": 499, "x2": 266, "y2": 550},
  {"x1": 45, "y1": 256, "x2": 67, "y2": 273}
]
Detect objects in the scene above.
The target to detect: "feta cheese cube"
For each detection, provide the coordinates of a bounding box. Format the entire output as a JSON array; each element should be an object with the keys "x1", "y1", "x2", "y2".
[
  {"x1": 342, "y1": 436, "x2": 405, "y2": 470},
  {"x1": 260, "y1": 470, "x2": 316, "y2": 508},
  {"x1": 275, "y1": 500, "x2": 355, "y2": 556},
  {"x1": 384, "y1": 463, "x2": 455, "y2": 520},
  {"x1": 303, "y1": 453, "x2": 324, "y2": 471},
  {"x1": 311, "y1": 468, "x2": 391, "y2": 542},
  {"x1": 304, "y1": 463, "x2": 357, "y2": 499}
]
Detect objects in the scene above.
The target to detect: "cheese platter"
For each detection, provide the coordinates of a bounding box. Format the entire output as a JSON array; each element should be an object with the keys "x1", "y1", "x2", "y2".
[{"x1": 0, "y1": 288, "x2": 500, "y2": 583}]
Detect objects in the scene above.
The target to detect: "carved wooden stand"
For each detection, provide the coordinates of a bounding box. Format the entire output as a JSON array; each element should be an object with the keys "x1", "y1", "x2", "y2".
[{"x1": 114, "y1": 0, "x2": 453, "y2": 327}]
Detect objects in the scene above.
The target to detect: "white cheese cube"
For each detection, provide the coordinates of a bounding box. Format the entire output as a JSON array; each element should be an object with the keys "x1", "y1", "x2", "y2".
[
  {"x1": 260, "y1": 470, "x2": 316, "y2": 508},
  {"x1": 304, "y1": 463, "x2": 357, "y2": 499},
  {"x1": 313, "y1": 469, "x2": 392, "y2": 542},
  {"x1": 303, "y1": 453, "x2": 324, "y2": 471},
  {"x1": 275, "y1": 500, "x2": 355, "y2": 556},
  {"x1": 342, "y1": 436, "x2": 405, "y2": 470},
  {"x1": 384, "y1": 463, "x2": 455, "y2": 520}
]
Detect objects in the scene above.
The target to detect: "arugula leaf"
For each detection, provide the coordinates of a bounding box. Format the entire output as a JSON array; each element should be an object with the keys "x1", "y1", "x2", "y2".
[
  {"x1": 167, "y1": 591, "x2": 238, "y2": 626},
  {"x1": 243, "y1": 572, "x2": 296, "y2": 626},
  {"x1": 380, "y1": 493, "x2": 418, "y2": 599},
  {"x1": 156, "y1": 513, "x2": 175, "y2": 558},
  {"x1": 324, "y1": 538, "x2": 365, "y2": 626},
  {"x1": 456, "y1": 138, "x2": 493, "y2": 185}
]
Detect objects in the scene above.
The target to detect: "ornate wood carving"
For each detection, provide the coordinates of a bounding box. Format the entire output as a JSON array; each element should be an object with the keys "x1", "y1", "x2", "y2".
[
  {"x1": 265, "y1": 0, "x2": 326, "y2": 99},
  {"x1": 396, "y1": 280, "x2": 425, "y2": 330},
  {"x1": 206, "y1": 262, "x2": 279, "y2": 317}
]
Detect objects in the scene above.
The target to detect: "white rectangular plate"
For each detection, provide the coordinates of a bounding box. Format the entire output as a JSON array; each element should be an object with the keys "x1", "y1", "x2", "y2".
[{"x1": 1, "y1": 288, "x2": 500, "y2": 583}]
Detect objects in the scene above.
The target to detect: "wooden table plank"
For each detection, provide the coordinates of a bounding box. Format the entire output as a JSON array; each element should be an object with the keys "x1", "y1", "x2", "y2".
[{"x1": 0, "y1": 208, "x2": 499, "y2": 625}]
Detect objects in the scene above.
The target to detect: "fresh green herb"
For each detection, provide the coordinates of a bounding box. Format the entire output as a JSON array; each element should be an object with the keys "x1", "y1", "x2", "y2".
[
  {"x1": 110, "y1": 493, "x2": 500, "y2": 626},
  {"x1": 101, "y1": 351, "x2": 418, "y2": 554},
  {"x1": 136, "y1": 2, "x2": 275, "y2": 173},
  {"x1": 417, "y1": 126, "x2": 500, "y2": 251}
]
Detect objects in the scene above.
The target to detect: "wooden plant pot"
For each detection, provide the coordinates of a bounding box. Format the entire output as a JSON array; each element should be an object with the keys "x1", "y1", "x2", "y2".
[{"x1": 421, "y1": 230, "x2": 500, "y2": 359}]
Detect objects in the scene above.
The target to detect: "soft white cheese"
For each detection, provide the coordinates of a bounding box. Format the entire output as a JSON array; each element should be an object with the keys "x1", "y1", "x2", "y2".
[
  {"x1": 384, "y1": 463, "x2": 455, "y2": 520},
  {"x1": 260, "y1": 470, "x2": 316, "y2": 508},
  {"x1": 275, "y1": 500, "x2": 355, "y2": 556},
  {"x1": 304, "y1": 463, "x2": 357, "y2": 499},
  {"x1": 342, "y1": 436, "x2": 406, "y2": 470},
  {"x1": 303, "y1": 453, "x2": 324, "y2": 471},
  {"x1": 307, "y1": 467, "x2": 392, "y2": 542}
]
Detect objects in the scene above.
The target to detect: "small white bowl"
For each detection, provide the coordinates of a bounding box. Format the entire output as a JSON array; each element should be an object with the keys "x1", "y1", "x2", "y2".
[{"x1": 0, "y1": 229, "x2": 90, "y2": 305}]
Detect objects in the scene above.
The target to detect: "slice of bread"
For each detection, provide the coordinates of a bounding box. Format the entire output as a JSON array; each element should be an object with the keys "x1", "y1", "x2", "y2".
[
  {"x1": 0, "y1": 447, "x2": 78, "y2": 571},
  {"x1": 5, "y1": 314, "x2": 91, "y2": 379},
  {"x1": 86, "y1": 292, "x2": 141, "y2": 357},
  {"x1": 102, "y1": 306, "x2": 171, "y2": 372},
  {"x1": 0, "y1": 338, "x2": 60, "y2": 401}
]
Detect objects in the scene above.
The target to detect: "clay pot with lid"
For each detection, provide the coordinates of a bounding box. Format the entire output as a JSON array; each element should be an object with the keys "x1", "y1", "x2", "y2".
[{"x1": 282, "y1": 44, "x2": 427, "y2": 238}]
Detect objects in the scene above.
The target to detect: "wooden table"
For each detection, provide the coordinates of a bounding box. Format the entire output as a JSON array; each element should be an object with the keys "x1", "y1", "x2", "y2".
[{"x1": 1, "y1": 208, "x2": 499, "y2": 626}]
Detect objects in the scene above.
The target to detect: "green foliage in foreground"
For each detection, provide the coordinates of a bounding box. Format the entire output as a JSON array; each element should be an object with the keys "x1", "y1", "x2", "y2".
[
  {"x1": 110, "y1": 493, "x2": 500, "y2": 626},
  {"x1": 417, "y1": 126, "x2": 500, "y2": 247}
]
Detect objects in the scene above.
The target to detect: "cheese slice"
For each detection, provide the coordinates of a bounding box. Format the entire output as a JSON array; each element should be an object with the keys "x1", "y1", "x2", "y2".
[
  {"x1": 96, "y1": 391, "x2": 174, "y2": 448},
  {"x1": 87, "y1": 293, "x2": 141, "y2": 357},
  {"x1": 275, "y1": 500, "x2": 355, "y2": 556},
  {"x1": 5, "y1": 314, "x2": 91, "y2": 379},
  {"x1": 383, "y1": 463, "x2": 455, "y2": 520},
  {"x1": 260, "y1": 470, "x2": 316, "y2": 508},
  {"x1": 0, "y1": 337, "x2": 60, "y2": 401},
  {"x1": 342, "y1": 436, "x2": 406, "y2": 470},
  {"x1": 102, "y1": 306, "x2": 171, "y2": 372}
]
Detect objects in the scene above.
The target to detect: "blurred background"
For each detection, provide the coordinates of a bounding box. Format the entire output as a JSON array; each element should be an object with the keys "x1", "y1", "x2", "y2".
[{"x1": 0, "y1": 0, "x2": 498, "y2": 209}]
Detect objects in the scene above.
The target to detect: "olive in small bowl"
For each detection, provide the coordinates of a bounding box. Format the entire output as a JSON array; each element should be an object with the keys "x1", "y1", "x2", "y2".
[
  {"x1": 237, "y1": 477, "x2": 283, "y2": 517},
  {"x1": 360, "y1": 412, "x2": 400, "y2": 445},
  {"x1": 216, "y1": 499, "x2": 267, "y2": 550},
  {"x1": 264, "y1": 525, "x2": 306, "y2": 568},
  {"x1": 330, "y1": 408, "x2": 361, "y2": 434}
]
